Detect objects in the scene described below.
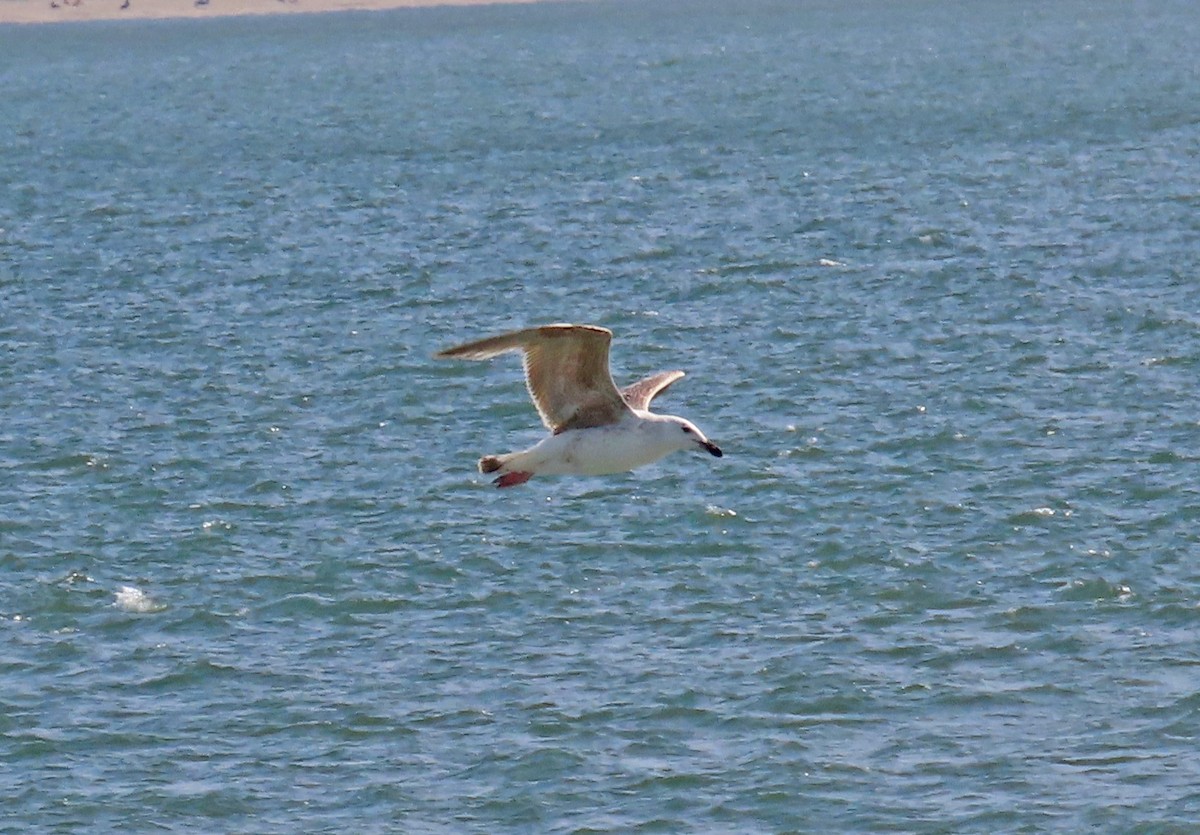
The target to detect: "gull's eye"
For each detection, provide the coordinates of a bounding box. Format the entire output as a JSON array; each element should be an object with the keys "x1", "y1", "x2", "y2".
[{"x1": 681, "y1": 426, "x2": 692, "y2": 434}]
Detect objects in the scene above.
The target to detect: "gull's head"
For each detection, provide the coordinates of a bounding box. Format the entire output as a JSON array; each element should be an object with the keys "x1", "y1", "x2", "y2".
[{"x1": 655, "y1": 415, "x2": 723, "y2": 458}]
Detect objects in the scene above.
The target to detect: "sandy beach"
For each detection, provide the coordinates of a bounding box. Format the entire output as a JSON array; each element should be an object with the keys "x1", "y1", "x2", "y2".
[{"x1": 0, "y1": 0, "x2": 543, "y2": 25}]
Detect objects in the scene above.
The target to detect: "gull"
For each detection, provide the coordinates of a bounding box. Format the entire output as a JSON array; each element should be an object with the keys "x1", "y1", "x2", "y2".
[{"x1": 436, "y1": 323, "x2": 723, "y2": 488}]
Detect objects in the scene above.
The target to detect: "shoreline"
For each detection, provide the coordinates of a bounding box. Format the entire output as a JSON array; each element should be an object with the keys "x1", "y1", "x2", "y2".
[{"x1": 0, "y1": 0, "x2": 546, "y2": 26}]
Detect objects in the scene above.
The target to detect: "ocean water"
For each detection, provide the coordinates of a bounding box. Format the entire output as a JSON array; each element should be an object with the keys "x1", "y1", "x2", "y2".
[{"x1": 3, "y1": 0, "x2": 1200, "y2": 830}]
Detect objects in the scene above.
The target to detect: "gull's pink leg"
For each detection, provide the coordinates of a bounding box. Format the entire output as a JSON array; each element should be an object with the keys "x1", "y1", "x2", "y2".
[{"x1": 494, "y1": 471, "x2": 533, "y2": 489}]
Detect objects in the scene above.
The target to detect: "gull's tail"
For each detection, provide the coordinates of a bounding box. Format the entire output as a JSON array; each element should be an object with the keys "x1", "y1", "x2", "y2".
[
  {"x1": 478, "y1": 453, "x2": 533, "y2": 488},
  {"x1": 478, "y1": 455, "x2": 506, "y2": 474}
]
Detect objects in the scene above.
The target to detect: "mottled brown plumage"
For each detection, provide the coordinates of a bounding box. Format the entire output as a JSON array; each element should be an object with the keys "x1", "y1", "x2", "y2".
[{"x1": 436, "y1": 324, "x2": 684, "y2": 434}]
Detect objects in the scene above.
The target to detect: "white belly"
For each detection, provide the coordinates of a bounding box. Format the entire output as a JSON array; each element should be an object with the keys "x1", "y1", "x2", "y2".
[{"x1": 518, "y1": 424, "x2": 673, "y2": 476}]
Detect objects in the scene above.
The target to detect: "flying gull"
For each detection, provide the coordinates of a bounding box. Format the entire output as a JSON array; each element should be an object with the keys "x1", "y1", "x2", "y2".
[{"x1": 436, "y1": 323, "x2": 723, "y2": 488}]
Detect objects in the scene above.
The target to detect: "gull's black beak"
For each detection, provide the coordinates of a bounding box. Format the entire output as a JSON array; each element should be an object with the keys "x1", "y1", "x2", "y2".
[{"x1": 703, "y1": 441, "x2": 723, "y2": 458}]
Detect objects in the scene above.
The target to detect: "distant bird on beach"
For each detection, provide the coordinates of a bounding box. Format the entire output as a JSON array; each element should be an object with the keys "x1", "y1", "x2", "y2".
[
  {"x1": 120, "y1": 0, "x2": 130, "y2": 8},
  {"x1": 436, "y1": 323, "x2": 723, "y2": 488}
]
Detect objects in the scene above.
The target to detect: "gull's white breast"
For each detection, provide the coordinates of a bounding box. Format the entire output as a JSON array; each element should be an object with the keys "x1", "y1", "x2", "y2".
[{"x1": 526, "y1": 419, "x2": 677, "y2": 476}]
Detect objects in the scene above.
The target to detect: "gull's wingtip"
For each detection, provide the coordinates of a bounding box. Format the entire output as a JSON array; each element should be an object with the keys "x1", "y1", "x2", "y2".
[
  {"x1": 435, "y1": 323, "x2": 613, "y2": 360},
  {"x1": 433, "y1": 345, "x2": 470, "y2": 360}
]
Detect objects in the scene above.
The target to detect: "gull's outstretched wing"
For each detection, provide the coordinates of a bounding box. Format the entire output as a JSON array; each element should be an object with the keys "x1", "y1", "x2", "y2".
[
  {"x1": 621, "y1": 370, "x2": 685, "y2": 411},
  {"x1": 436, "y1": 323, "x2": 632, "y2": 433}
]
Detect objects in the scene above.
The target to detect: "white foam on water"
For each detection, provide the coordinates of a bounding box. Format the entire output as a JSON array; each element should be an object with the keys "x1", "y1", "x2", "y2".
[{"x1": 114, "y1": 586, "x2": 165, "y2": 614}]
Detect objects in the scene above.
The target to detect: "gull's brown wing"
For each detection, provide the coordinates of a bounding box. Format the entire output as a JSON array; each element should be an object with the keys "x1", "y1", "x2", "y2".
[
  {"x1": 621, "y1": 370, "x2": 685, "y2": 411},
  {"x1": 436, "y1": 323, "x2": 632, "y2": 433}
]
